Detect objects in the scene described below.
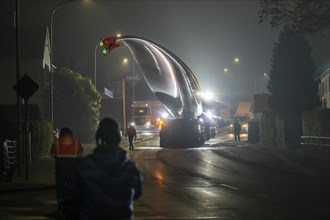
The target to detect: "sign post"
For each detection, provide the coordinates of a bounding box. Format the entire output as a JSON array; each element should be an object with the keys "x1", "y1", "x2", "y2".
[{"x1": 13, "y1": 73, "x2": 39, "y2": 180}]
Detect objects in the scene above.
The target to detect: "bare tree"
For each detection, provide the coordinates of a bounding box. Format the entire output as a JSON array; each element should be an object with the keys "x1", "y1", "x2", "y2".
[{"x1": 259, "y1": 0, "x2": 330, "y2": 35}]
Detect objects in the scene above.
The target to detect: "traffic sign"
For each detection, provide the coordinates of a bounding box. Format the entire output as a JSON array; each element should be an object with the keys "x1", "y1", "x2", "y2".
[{"x1": 13, "y1": 73, "x2": 39, "y2": 100}]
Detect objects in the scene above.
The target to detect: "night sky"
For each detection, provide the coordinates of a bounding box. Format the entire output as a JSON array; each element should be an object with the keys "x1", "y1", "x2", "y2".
[{"x1": 19, "y1": 0, "x2": 330, "y2": 106}]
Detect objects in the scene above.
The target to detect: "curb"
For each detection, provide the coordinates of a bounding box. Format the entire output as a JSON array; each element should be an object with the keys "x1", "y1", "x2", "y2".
[{"x1": 0, "y1": 185, "x2": 55, "y2": 194}]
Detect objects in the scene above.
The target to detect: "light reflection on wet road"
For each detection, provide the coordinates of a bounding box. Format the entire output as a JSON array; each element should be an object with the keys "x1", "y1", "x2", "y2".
[{"x1": 128, "y1": 135, "x2": 329, "y2": 220}]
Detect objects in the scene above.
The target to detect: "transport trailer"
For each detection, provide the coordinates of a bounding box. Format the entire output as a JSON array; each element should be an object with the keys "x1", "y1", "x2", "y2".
[{"x1": 159, "y1": 118, "x2": 205, "y2": 148}]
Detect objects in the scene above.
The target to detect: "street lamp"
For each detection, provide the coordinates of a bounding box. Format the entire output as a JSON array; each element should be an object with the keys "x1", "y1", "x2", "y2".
[
  {"x1": 94, "y1": 43, "x2": 99, "y2": 88},
  {"x1": 122, "y1": 57, "x2": 136, "y2": 103},
  {"x1": 49, "y1": 0, "x2": 74, "y2": 124},
  {"x1": 49, "y1": 0, "x2": 90, "y2": 124},
  {"x1": 224, "y1": 57, "x2": 241, "y2": 101},
  {"x1": 122, "y1": 77, "x2": 126, "y2": 134},
  {"x1": 121, "y1": 56, "x2": 137, "y2": 133},
  {"x1": 263, "y1": 72, "x2": 269, "y2": 93},
  {"x1": 234, "y1": 57, "x2": 240, "y2": 101},
  {"x1": 122, "y1": 58, "x2": 129, "y2": 134}
]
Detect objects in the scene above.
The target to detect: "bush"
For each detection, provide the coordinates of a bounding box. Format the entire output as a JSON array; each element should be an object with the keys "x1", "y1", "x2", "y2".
[
  {"x1": 54, "y1": 68, "x2": 101, "y2": 142},
  {"x1": 260, "y1": 112, "x2": 285, "y2": 147},
  {"x1": 302, "y1": 109, "x2": 330, "y2": 137},
  {"x1": 29, "y1": 120, "x2": 53, "y2": 161}
]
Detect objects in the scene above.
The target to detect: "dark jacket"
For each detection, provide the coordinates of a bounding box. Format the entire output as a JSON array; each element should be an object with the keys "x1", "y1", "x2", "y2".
[
  {"x1": 62, "y1": 146, "x2": 143, "y2": 220},
  {"x1": 126, "y1": 127, "x2": 137, "y2": 139},
  {"x1": 233, "y1": 121, "x2": 241, "y2": 133}
]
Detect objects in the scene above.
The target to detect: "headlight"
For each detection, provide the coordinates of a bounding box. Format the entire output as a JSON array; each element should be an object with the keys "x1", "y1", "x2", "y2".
[{"x1": 161, "y1": 112, "x2": 169, "y2": 119}]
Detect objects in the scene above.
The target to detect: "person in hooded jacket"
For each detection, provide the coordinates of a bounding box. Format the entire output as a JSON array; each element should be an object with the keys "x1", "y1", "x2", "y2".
[
  {"x1": 126, "y1": 125, "x2": 137, "y2": 150},
  {"x1": 62, "y1": 118, "x2": 143, "y2": 220}
]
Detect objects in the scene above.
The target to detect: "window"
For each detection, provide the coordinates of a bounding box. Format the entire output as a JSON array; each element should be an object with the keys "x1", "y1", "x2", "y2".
[
  {"x1": 321, "y1": 81, "x2": 324, "y2": 96},
  {"x1": 135, "y1": 118, "x2": 146, "y2": 125},
  {"x1": 134, "y1": 107, "x2": 149, "y2": 116}
]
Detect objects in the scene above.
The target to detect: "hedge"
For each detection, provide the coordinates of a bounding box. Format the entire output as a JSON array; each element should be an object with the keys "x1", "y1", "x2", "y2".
[
  {"x1": 260, "y1": 112, "x2": 285, "y2": 148},
  {"x1": 29, "y1": 120, "x2": 53, "y2": 161},
  {"x1": 302, "y1": 108, "x2": 330, "y2": 137}
]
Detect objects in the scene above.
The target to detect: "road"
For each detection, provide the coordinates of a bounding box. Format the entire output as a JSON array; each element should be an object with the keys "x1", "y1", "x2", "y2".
[
  {"x1": 130, "y1": 135, "x2": 329, "y2": 220},
  {"x1": 0, "y1": 133, "x2": 329, "y2": 220}
]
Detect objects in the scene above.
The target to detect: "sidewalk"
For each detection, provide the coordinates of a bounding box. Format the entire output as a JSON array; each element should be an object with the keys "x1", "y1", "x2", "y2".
[
  {"x1": 0, "y1": 139, "x2": 151, "y2": 219},
  {"x1": 0, "y1": 134, "x2": 157, "y2": 193},
  {"x1": 0, "y1": 157, "x2": 55, "y2": 194}
]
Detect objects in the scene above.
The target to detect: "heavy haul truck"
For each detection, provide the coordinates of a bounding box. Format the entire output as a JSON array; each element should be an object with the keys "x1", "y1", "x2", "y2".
[{"x1": 100, "y1": 35, "x2": 216, "y2": 148}]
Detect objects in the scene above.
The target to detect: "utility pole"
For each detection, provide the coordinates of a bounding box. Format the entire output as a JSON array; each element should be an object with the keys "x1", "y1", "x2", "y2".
[
  {"x1": 15, "y1": 0, "x2": 22, "y2": 177},
  {"x1": 122, "y1": 78, "x2": 126, "y2": 135}
]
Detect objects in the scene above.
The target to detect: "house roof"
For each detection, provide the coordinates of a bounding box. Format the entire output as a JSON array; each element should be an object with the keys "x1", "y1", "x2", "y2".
[{"x1": 318, "y1": 68, "x2": 330, "y2": 80}]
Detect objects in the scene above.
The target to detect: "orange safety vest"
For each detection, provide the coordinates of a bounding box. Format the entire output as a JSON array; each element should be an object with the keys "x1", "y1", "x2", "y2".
[{"x1": 50, "y1": 135, "x2": 83, "y2": 158}]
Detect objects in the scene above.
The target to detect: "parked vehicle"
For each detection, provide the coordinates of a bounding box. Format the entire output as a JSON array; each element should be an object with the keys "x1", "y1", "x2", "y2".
[{"x1": 131, "y1": 100, "x2": 166, "y2": 131}]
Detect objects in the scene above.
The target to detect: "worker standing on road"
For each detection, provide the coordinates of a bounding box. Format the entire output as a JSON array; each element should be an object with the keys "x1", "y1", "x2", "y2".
[
  {"x1": 62, "y1": 118, "x2": 143, "y2": 220},
  {"x1": 126, "y1": 124, "x2": 137, "y2": 150},
  {"x1": 233, "y1": 119, "x2": 241, "y2": 142},
  {"x1": 48, "y1": 127, "x2": 83, "y2": 218}
]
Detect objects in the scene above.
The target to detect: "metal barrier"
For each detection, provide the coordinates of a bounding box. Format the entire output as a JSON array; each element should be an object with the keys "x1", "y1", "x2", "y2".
[
  {"x1": 0, "y1": 139, "x2": 17, "y2": 181},
  {"x1": 301, "y1": 136, "x2": 330, "y2": 159}
]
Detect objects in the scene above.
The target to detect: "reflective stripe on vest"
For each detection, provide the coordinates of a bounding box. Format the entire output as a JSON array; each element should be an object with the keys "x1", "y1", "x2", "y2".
[{"x1": 55, "y1": 137, "x2": 79, "y2": 158}]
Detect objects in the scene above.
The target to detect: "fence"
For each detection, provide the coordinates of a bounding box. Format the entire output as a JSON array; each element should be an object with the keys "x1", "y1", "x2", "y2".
[
  {"x1": 0, "y1": 139, "x2": 17, "y2": 181},
  {"x1": 300, "y1": 136, "x2": 330, "y2": 160}
]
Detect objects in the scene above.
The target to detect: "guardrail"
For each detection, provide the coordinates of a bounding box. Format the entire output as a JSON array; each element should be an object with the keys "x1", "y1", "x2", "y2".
[
  {"x1": 301, "y1": 136, "x2": 330, "y2": 159},
  {"x1": 0, "y1": 139, "x2": 17, "y2": 182}
]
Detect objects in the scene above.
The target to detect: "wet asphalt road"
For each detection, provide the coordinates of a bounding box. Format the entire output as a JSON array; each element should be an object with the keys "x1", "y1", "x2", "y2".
[
  {"x1": 0, "y1": 134, "x2": 329, "y2": 220},
  {"x1": 129, "y1": 136, "x2": 329, "y2": 220}
]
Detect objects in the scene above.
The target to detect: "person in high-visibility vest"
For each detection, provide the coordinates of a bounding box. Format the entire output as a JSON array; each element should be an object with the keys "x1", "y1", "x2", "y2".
[{"x1": 49, "y1": 127, "x2": 83, "y2": 217}]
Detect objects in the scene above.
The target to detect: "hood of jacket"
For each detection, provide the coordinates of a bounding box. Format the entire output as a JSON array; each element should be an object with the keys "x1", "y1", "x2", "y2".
[{"x1": 88, "y1": 146, "x2": 129, "y2": 171}]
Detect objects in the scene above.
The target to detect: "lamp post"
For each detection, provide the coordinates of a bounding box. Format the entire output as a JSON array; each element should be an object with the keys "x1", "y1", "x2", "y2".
[
  {"x1": 263, "y1": 72, "x2": 269, "y2": 93},
  {"x1": 121, "y1": 56, "x2": 136, "y2": 133},
  {"x1": 224, "y1": 58, "x2": 240, "y2": 101},
  {"x1": 49, "y1": 0, "x2": 75, "y2": 124},
  {"x1": 234, "y1": 57, "x2": 240, "y2": 101},
  {"x1": 121, "y1": 58, "x2": 130, "y2": 134},
  {"x1": 122, "y1": 57, "x2": 136, "y2": 103},
  {"x1": 122, "y1": 77, "x2": 126, "y2": 134},
  {"x1": 132, "y1": 58, "x2": 135, "y2": 104},
  {"x1": 94, "y1": 43, "x2": 99, "y2": 88}
]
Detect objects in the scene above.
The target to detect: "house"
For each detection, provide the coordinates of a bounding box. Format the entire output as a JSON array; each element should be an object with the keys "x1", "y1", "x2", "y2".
[{"x1": 319, "y1": 68, "x2": 330, "y2": 108}]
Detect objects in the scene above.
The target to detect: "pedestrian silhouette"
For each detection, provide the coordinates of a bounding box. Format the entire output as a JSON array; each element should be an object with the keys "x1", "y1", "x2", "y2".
[
  {"x1": 233, "y1": 119, "x2": 241, "y2": 142},
  {"x1": 62, "y1": 118, "x2": 143, "y2": 220},
  {"x1": 126, "y1": 124, "x2": 137, "y2": 150}
]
